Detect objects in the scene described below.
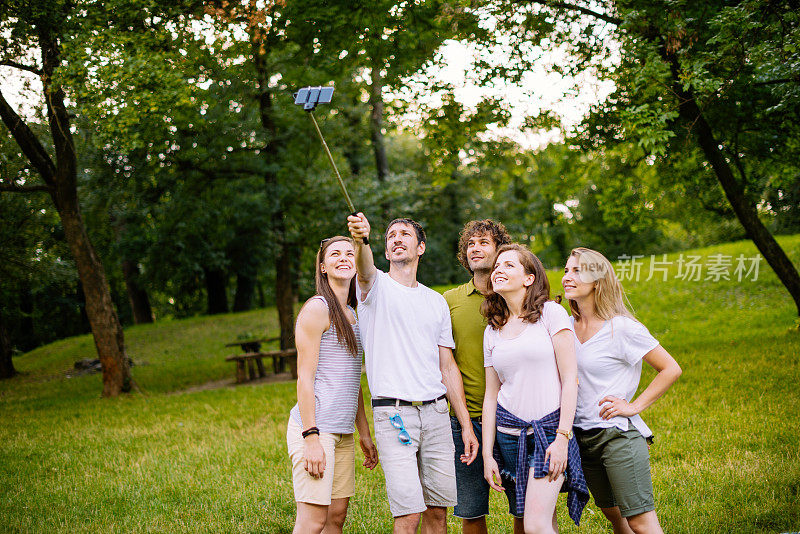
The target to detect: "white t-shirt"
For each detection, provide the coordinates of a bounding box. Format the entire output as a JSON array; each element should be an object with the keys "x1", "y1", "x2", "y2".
[
  {"x1": 357, "y1": 269, "x2": 455, "y2": 401},
  {"x1": 484, "y1": 301, "x2": 573, "y2": 435},
  {"x1": 572, "y1": 315, "x2": 660, "y2": 437}
]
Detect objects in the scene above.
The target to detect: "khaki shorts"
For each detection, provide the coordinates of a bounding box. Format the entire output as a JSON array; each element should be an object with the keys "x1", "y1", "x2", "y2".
[
  {"x1": 286, "y1": 417, "x2": 356, "y2": 505},
  {"x1": 373, "y1": 397, "x2": 457, "y2": 517}
]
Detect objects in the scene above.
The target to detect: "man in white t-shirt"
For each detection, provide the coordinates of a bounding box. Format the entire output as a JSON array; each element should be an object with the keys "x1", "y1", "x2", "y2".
[{"x1": 347, "y1": 213, "x2": 478, "y2": 534}]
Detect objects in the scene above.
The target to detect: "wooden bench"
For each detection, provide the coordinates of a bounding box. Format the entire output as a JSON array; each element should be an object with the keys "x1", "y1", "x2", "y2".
[{"x1": 226, "y1": 348, "x2": 298, "y2": 383}]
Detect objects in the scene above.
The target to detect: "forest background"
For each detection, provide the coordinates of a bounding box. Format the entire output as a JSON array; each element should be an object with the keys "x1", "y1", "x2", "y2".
[{"x1": 2, "y1": 0, "x2": 800, "y2": 395}]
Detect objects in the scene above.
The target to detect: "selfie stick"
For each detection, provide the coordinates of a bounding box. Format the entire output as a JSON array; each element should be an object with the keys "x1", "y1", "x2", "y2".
[{"x1": 293, "y1": 86, "x2": 369, "y2": 246}]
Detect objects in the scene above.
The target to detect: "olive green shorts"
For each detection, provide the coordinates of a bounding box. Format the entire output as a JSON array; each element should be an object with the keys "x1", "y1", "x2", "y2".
[{"x1": 575, "y1": 426, "x2": 655, "y2": 518}]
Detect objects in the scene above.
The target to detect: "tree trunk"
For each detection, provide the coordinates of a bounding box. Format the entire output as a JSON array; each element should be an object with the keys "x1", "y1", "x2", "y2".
[
  {"x1": 548, "y1": 205, "x2": 569, "y2": 261},
  {"x1": 204, "y1": 268, "x2": 228, "y2": 315},
  {"x1": 75, "y1": 280, "x2": 91, "y2": 333},
  {"x1": 341, "y1": 89, "x2": 366, "y2": 177},
  {"x1": 251, "y1": 27, "x2": 296, "y2": 350},
  {"x1": 0, "y1": 309, "x2": 16, "y2": 379},
  {"x1": 687, "y1": 104, "x2": 800, "y2": 314},
  {"x1": 446, "y1": 179, "x2": 462, "y2": 283},
  {"x1": 369, "y1": 74, "x2": 389, "y2": 184},
  {"x1": 19, "y1": 281, "x2": 35, "y2": 352},
  {"x1": 665, "y1": 54, "x2": 800, "y2": 315},
  {"x1": 369, "y1": 60, "x2": 390, "y2": 222},
  {"x1": 257, "y1": 280, "x2": 266, "y2": 308},
  {"x1": 59, "y1": 197, "x2": 132, "y2": 395},
  {"x1": 233, "y1": 272, "x2": 256, "y2": 312},
  {"x1": 275, "y1": 227, "x2": 296, "y2": 351},
  {"x1": 121, "y1": 260, "x2": 154, "y2": 324},
  {"x1": 0, "y1": 27, "x2": 132, "y2": 396}
]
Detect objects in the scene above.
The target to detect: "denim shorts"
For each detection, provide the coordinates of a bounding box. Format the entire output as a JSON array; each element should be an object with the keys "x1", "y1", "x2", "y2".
[
  {"x1": 494, "y1": 428, "x2": 557, "y2": 518},
  {"x1": 450, "y1": 416, "x2": 492, "y2": 518}
]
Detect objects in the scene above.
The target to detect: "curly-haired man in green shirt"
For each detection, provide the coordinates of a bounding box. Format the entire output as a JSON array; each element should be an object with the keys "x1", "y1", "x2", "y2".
[{"x1": 443, "y1": 220, "x2": 515, "y2": 534}]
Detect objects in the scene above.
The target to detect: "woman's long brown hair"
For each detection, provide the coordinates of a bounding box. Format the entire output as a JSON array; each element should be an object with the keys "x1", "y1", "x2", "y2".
[
  {"x1": 316, "y1": 236, "x2": 359, "y2": 356},
  {"x1": 481, "y1": 243, "x2": 551, "y2": 329}
]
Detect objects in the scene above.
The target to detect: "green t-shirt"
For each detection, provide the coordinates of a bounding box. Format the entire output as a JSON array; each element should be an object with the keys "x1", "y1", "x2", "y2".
[{"x1": 443, "y1": 279, "x2": 487, "y2": 419}]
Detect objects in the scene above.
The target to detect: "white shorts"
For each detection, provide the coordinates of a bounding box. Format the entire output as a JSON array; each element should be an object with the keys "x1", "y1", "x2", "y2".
[{"x1": 372, "y1": 397, "x2": 457, "y2": 517}]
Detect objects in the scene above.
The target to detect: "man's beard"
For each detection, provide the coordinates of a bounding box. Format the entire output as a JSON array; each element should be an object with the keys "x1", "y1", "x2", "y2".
[
  {"x1": 390, "y1": 254, "x2": 415, "y2": 266},
  {"x1": 471, "y1": 263, "x2": 492, "y2": 275}
]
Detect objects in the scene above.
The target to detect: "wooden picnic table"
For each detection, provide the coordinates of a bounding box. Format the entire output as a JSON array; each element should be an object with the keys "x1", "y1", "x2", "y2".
[
  {"x1": 225, "y1": 337, "x2": 297, "y2": 382},
  {"x1": 224, "y1": 336, "x2": 281, "y2": 354}
]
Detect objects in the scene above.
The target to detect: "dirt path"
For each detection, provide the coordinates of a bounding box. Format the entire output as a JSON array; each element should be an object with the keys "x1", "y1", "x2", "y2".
[{"x1": 170, "y1": 371, "x2": 295, "y2": 395}]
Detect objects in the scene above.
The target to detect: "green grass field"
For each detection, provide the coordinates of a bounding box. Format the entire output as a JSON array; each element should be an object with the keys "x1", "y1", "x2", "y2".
[{"x1": 2, "y1": 236, "x2": 799, "y2": 533}]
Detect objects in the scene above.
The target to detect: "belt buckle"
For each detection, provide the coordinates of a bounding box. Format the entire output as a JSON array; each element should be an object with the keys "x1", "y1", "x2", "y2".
[{"x1": 411, "y1": 400, "x2": 423, "y2": 406}]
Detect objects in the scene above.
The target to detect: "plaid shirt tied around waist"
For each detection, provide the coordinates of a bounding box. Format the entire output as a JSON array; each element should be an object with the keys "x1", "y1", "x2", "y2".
[{"x1": 493, "y1": 404, "x2": 589, "y2": 525}]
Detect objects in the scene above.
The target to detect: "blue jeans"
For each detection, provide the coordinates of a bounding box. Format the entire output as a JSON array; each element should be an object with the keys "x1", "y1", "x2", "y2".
[{"x1": 450, "y1": 416, "x2": 518, "y2": 518}]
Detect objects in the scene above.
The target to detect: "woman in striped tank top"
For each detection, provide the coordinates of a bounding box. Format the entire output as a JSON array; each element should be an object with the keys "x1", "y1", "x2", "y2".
[{"x1": 287, "y1": 236, "x2": 378, "y2": 534}]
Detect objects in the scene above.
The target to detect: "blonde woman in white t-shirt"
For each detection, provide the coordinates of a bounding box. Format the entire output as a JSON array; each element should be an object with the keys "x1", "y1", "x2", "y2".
[
  {"x1": 562, "y1": 247, "x2": 682, "y2": 534},
  {"x1": 481, "y1": 244, "x2": 589, "y2": 533}
]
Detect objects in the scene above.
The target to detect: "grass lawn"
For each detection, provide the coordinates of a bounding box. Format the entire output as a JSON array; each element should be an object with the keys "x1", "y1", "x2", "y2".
[{"x1": 1, "y1": 236, "x2": 799, "y2": 533}]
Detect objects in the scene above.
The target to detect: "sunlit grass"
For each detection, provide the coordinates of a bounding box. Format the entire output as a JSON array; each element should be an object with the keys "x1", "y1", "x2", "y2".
[{"x1": 1, "y1": 235, "x2": 799, "y2": 532}]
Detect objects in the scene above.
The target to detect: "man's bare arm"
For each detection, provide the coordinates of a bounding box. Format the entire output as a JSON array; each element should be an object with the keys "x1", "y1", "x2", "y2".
[
  {"x1": 440, "y1": 346, "x2": 479, "y2": 464},
  {"x1": 347, "y1": 212, "x2": 377, "y2": 297}
]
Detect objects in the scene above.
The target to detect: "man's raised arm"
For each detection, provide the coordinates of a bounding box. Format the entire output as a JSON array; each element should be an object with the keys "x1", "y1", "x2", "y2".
[{"x1": 347, "y1": 212, "x2": 377, "y2": 297}]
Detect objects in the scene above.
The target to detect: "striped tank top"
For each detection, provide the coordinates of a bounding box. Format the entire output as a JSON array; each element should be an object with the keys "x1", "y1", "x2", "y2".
[{"x1": 289, "y1": 296, "x2": 363, "y2": 434}]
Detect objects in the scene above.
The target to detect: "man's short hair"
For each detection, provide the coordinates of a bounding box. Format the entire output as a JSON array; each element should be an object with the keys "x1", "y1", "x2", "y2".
[
  {"x1": 457, "y1": 219, "x2": 511, "y2": 272},
  {"x1": 385, "y1": 218, "x2": 426, "y2": 246}
]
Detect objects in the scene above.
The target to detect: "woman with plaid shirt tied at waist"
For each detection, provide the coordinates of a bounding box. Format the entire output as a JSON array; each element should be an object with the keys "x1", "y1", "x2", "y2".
[{"x1": 481, "y1": 244, "x2": 589, "y2": 533}]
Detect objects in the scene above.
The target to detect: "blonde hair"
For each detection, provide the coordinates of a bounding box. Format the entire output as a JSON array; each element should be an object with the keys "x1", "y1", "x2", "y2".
[{"x1": 567, "y1": 247, "x2": 635, "y2": 322}]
